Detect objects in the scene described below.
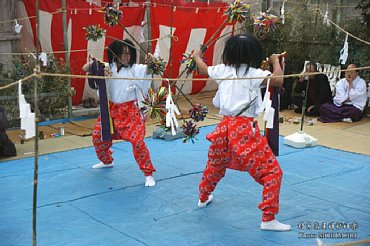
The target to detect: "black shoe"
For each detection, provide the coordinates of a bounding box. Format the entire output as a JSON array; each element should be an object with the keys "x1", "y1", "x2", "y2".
[{"x1": 83, "y1": 99, "x2": 91, "y2": 108}]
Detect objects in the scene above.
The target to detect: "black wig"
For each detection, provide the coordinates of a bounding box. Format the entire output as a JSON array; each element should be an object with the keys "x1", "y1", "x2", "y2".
[
  {"x1": 107, "y1": 39, "x2": 137, "y2": 66},
  {"x1": 222, "y1": 34, "x2": 264, "y2": 75}
]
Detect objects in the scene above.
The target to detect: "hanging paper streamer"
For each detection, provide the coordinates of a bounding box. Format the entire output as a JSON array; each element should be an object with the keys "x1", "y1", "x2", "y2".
[
  {"x1": 339, "y1": 33, "x2": 349, "y2": 65},
  {"x1": 140, "y1": 21, "x2": 146, "y2": 43},
  {"x1": 280, "y1": 1, "x2": 285, "y2": 25},
  {"x1": 323, "y1": 3, "x2": 330, "y2": 27},
  {"x1": 224, "y1": 0, "x2": 250, "y2": 23},
  {"x1": 145, "y1": 53, "x2": 166, "y2": 75},
  {"x1": 141, "y1": 87, "x2": 168, "y2": 120},
  {"x1": 261, "y1": 78, "x2": 275, "y2": 129},
  {"x1": 14, "y1": 19, "x2": 23, "y2": 34},
  {"x1": 84, "y1": 25, "x2": 106, "y2": 41},
  {"x1": 18, "y1": 80, "x2": 35, "y2": 139},
  {"x1": 188, "y1": 103, "x2": 208, "y2": 122},
  {"x1": 39, "y1": 53, "x2": 48, "y2": 67},
  {"x1": 101, "y1": 3, "x2": 123, "y2": 27},
  {"x1": 165, "y1": 83, "x2": 181, "y2": 136},
  {"x1": 267, "y1": 0, "x2": 274, "y2": 13},
  {"x1": 29, "y1": 52, "x2": 48, "y2": 66},
  {"x1": 254, "y1": 13, "x2": 278, "y2": 33},
  {"x1": 182, "y1": 120, "x2": 199, "y2": 143}
]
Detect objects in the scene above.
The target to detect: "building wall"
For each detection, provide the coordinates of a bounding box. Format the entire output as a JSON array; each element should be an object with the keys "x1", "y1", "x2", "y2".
[{"x1": 0, "y1": 0, "x2": 20, "y2": 75}]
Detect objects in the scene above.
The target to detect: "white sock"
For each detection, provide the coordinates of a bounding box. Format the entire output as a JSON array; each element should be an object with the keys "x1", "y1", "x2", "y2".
[
  {"x1": 198, "y1": 194, "x2": 213, "y2": 208},
  {"x1": 145, "y1": 176, "x2": 156, "y2": 187},
  {"x1": 260, "y1": 219, "x2": 292, "y2": 231},
  {"x1": 342, "y1": 117, "x2": 353, "y2": 123},
  {"x1": 92, "y1": 161, "x2": 114, "y2": 169}
]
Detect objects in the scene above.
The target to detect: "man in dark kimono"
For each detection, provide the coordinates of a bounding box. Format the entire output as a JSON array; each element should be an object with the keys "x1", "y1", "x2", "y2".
[{"x1": 292, "y1": 62, "x2": 333, "y2": 117}]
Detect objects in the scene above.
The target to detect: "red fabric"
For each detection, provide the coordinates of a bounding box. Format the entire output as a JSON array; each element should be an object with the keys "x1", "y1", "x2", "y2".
[
  {"x1": 22, "y1": 0, "x2": 231, "y2": 104},
  {"x1": 150, "y1": 3, "x2": 230, "y2": 93},
  {"x1": 92, "y1": 101, "x2": 156, "y2": 176},
  {"x1": 23, "y1": 0, "x2": 145, "y2": 105},
  {"x1": 199, "y1": 116, "x2": 282, "y2": 221}
]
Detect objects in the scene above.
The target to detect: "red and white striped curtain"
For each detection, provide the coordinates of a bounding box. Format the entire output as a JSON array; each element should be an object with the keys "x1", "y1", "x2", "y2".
[
  {"x1": 150, "y1": 2, "x2": 233, "y2": 94},
  {"x1": 21, "y1": 0, "x2": 233, "y2": 105}
]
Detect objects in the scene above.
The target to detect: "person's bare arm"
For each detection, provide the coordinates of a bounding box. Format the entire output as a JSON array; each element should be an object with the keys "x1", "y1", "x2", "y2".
[
  {"x1": 193, "y1": 50, "x2": 209, "y2": 76},
  {"x1": 262, "y1": 54, "x2": 283, "y2": 87}
]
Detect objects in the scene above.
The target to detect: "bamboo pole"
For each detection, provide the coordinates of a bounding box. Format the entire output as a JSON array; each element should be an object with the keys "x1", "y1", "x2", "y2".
[
  {"x1": 32, "y1": 1, "x2": 40, "y2": 245},
  {"x1": 169, "y1": 0, "x2": 174, "y2": 78},
  {"x1": 62, "y1": 0, "x2": 72, "y2": 118},
  {"x1": 145, "y1": 0, "x2": 152, "y2": 53}
]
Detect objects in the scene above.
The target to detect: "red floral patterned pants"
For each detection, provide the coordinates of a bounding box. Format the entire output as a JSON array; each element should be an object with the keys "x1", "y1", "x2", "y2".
[
  {"x1": 92, "y1": 101, "x2": 156, "y2": 176},
  {"x1": 199, "y1": 116, "x2": 282, "y2": 221}
]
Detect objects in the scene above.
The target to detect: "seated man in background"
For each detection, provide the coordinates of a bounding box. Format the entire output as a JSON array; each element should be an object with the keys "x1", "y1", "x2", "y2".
[
  {"x1": 0, "y1": 106, "x2": 17, "y2": 157},
  {"x1": 279, "y1": 67, "x2": 295, "y2": 111},
  {"x1": 292, "y1": 62, "x2": 333, "y2": 116},
  {"x1": 320, "y1": 64, "x2": 367, "y2": 123}
]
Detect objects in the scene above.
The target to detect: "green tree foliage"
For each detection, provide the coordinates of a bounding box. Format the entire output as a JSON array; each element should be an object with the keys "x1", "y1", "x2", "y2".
[
  {"x1": 356, "y1": 0, "x2": 370, "y2": 32},
  {"x1": 253, "y1": 1, "x2": 369, "y2": 80},
  {"x1": 0, "y1": 56, "x2": 70, "y2": 127}
]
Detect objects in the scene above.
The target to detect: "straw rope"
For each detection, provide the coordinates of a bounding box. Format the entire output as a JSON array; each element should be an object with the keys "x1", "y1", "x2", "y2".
[
  {"x1": 0, "y1": 1, "x2": 361, "y2": 25},
  {"x1": 1, "y1": 65, "x2": 369, "y2": 91},
  {"x1": 0, "y1": 34, "x2": 177, "y2": 56},
  {"x1": 316, "y1": 9, "x2": 370, "y2": 46},
  {"x1": 0, "y1": 10, "x2": 62, "y2": 24}
]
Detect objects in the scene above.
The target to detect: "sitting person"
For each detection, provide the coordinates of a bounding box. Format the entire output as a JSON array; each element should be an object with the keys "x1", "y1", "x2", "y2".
[
  {"x1": 320, "y1": 63, "x2": 367, "y2": 123},
  {"x1": 292, "y1": 62, "x2": 333, "y2": 116},
  {"x1": 279, "y1": 69, "x2": 295, "y2": 111},
  {"x1": 0, "y1": 106, "x2": 16, "y2": 157}
]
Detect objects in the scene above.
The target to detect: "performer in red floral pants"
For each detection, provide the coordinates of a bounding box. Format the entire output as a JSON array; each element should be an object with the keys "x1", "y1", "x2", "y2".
[
  {"x1": 92, "y1": 101, "x2": 156, "y2": 183},
  {"x1": 193, "y1": 34, "x2": 291, "y2": 231},
  {"x1": 199, "y1": 117, "x2": 282, "y2": 222},
  {"x1": 83, "y1": 39, "x2": 156, "y2": 187}
]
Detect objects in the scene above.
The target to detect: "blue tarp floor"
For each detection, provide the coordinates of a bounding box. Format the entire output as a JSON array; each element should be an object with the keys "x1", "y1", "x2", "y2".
[{"x1": 1, "y1": 125, "x2": 369, "y2": 246}]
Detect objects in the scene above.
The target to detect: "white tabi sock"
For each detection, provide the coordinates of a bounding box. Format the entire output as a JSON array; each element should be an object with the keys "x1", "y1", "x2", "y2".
[
  {"x1": 260, "y1": 219, "x2": 292, "y2": 231},
  {"x1": 198, "y1": 194, "x2": 213, "y2": 208},
  {"x1": 145, "y1": 176, "x2": 156, "y2": 187}
]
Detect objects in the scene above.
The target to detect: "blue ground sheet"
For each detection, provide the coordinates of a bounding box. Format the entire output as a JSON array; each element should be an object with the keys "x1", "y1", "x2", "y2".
[{"x1": 1, "y1": 125, "x2": 369, "y2": 245}]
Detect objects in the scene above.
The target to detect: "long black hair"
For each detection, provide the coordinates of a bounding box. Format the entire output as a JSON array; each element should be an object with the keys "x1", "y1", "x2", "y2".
[
  {"x1": 107, "y1": 39, "x2": 137, "y2": 66},
  {"x1": 222, "y1": 34, "x2": 264, "y2": 75}
]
